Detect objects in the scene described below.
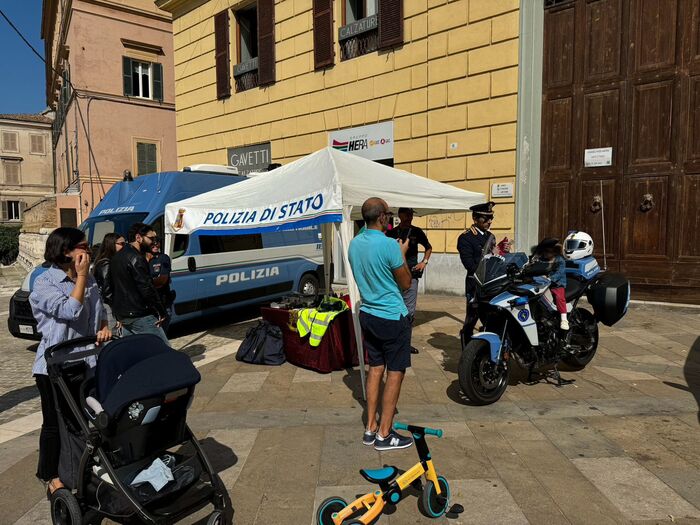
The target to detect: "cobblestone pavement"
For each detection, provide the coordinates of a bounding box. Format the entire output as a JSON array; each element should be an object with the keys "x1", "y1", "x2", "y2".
[{"x1": 1, "y1": 295, "x2": 699, "y2": 525}]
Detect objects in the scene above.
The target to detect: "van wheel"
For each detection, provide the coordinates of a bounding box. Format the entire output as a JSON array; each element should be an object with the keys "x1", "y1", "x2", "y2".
[{"x1": 299, "y1": 273, "x2": 320, "y2": 296}]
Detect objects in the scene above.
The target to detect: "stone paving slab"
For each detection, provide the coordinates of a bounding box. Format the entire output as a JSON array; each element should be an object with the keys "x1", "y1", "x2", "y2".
[
  {"x1": 0, "y1": 298, "x2": 699, "y2": 524},
  {"x1": 573, "y1": 457, "x2": 700, "y2": 521}
]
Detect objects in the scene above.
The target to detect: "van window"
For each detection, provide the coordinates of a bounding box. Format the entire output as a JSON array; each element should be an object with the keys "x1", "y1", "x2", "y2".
[
  {"x1": 199, "y1": 234, "x2": 263, "y2": 254},
  {"x1": 82, "y1": 212, "x2": 148, "y2": 245},
  {"x1": 172, "y1": 234, "x2": 189, "y2": 258},
  {"x1": 150, "y1": 215, "x2": 164, "y2": 240}
]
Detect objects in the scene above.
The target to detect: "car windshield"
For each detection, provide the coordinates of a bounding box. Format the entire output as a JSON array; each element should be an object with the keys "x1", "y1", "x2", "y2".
[{"x1": 81, "y1": 212, "x2": 149, "y2": 246}]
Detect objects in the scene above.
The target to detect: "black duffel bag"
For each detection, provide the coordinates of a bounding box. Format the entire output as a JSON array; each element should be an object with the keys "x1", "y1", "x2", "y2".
[{"x1": 236, "y1": 320, "x2": 286, "y2": 365}]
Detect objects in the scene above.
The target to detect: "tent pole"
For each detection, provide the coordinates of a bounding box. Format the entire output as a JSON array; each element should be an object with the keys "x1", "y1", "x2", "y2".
[
  {"x1": 321, "y1": 223, "x2": 333, "y2": 294},
  {"x1": 337, "y1": 219, "x2": 366, "y2": 400}
]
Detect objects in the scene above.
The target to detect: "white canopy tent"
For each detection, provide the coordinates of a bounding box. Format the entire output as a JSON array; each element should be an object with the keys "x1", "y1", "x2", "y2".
[{"x1": 165, "y1": 147, "x2": 486, "y2": 397}]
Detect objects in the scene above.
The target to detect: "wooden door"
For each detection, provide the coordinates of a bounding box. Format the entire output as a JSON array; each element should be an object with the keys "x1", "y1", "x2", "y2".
[{"x1": 540, "y1": 0, "x2": 700, "y2": 302}]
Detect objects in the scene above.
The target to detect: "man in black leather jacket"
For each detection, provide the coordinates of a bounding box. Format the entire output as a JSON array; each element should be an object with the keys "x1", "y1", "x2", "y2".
[{"x1": 110, "y1": 223, "x2": 169, "y2": 343}]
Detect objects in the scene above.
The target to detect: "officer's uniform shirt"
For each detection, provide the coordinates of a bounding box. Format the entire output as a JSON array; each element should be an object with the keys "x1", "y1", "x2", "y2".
[{"x1": 457, "y1": 225, "x2": 494, "y2": 297}]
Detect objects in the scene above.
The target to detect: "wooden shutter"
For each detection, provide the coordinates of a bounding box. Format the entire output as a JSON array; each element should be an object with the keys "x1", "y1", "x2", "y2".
[
  {"x1": 30, "y1": 134, "x2": 45, "y2": 154},
  {"x1": 1, "y1": 202, "x2": 7, "y2": 222},
  {"x1": 153, "y1": 63, "x2": 163, "y2": 102},
  {"x1": 2, "y1": 132, "x2": 18, "y2": 152},
  {"x1": 19, "y1": 201, "x2": 25, "y2": 220},
  {"x1": 4, "y1": 162, "x2": 19, "y2": 185},
  {"x1": 123, "y1": 57, "x2": 133, "y2": 96},
  {"x1": 214, "y1": 10, "x2": 231, "y2": 99},
  {"x1": 257, "y1": 0, "x2": 276, "y2": 86},
  {"x1": 136, "y1": 142, "x2": 158, "y2": 176},
  {"x1": 313, "y1": 0, "x2": 334, "y2": 70},
  {"x1": 378, "y1": 0, "x2": 403, "y2": 50}
]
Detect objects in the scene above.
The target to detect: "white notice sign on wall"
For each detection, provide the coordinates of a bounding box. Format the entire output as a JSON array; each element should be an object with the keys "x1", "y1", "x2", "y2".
[
  {"x1": 584, "y1": 147, "x2": 613, "y2": 167},
  {"x1": 491, "y1": 183, "x2": 514, "y2": 198}
]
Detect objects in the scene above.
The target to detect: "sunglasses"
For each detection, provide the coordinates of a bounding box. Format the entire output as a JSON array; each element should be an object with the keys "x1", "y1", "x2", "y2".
[
  {"x1": 115, "y1": 241, "x2": 126, "y2": 246},
  {"x1": 74, "y1": 242, "x2": 90, "y2": 251},
  {"x1": 144, "y1": 235, "x2": 159, "y2": 241}
]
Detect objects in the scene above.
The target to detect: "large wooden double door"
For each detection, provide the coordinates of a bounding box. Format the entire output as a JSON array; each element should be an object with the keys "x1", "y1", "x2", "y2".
[{"x1": 540, "y1": 0, "x2": 700, "y2": 302}]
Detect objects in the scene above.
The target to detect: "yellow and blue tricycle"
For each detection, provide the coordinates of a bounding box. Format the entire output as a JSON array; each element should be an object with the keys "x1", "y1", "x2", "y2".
[{"x1": 316, "y1": 423, "x2": 450, "y2": 524}]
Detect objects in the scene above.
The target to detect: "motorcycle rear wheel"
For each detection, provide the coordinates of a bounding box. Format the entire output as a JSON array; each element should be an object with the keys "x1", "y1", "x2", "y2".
[
  {"x1": 562, "y1": 308, "x2": 599, "y2": 370},
  {"x1": 458, "y1": 340, "x2": 509, "y2": 405}
]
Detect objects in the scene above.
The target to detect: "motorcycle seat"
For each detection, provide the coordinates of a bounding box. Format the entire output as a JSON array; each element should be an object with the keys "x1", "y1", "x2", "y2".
[
  {"x1": 565, "y1": 277, "x2": 587, "y2": 302},
  {"x1": 360, "y1": 466, "x2": 399, "y2": 484}
]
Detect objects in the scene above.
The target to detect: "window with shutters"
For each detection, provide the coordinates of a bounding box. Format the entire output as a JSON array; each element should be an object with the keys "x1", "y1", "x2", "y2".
[
  {"x1": 340, "y1": 0, "x2": 379, "y2": 60},
  {"x1": 339, "y1": 0, "x2": 403, "y2": 60},
  {"x1": 29, "y1": 134, "x2": 46, "y2": 155},
  {"x1": 234, "y1": 4, "x2": 260, "y2": 92},
  {"x1": 3, "y1": 161, "x2": 20, "y2": 185},
  {"x1": 123, "y1": 58, "x2": 164, "y2": 101},
  {"x1": 1, "y1": 131, "x2": 19, "y2": 153},
  {"x1": 4, "y1": 201, "x2": 21, "y2": 222},
  {"x1": 135, "y1": 141, "x2": 159, "y2": 176}
]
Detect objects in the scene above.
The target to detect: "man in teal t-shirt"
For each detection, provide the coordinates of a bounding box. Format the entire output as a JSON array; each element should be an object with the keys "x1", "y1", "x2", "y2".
[{"x1": 349, "y1": 197, "x2": 413, "y2": 451}]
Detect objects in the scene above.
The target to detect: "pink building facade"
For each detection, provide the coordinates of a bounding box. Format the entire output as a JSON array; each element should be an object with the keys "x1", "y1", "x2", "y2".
[{"x1": 42, "y1": 0, "x2": 177, "y2": 226}]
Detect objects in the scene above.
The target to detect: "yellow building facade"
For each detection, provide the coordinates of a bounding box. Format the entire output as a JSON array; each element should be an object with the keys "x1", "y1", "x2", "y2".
[{"x1": 159, "y1": 0, "x2": 520, "y2": 290}]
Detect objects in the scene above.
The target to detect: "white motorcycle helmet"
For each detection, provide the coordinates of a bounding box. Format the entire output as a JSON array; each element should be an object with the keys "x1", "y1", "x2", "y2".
[{"x1": 564, "y1": 231, "x2": 594, "y2": 260}]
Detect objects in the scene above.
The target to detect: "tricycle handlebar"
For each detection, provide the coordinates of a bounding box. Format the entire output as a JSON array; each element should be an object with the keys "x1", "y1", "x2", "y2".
[{"x1": 393, "y1": 422, "x2": 443, "y2": 438}]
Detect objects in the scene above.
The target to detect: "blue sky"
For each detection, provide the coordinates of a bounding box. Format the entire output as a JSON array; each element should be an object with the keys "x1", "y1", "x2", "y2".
[{"x1": 0, "y1": 1, "x2": 47, "y2": 114}]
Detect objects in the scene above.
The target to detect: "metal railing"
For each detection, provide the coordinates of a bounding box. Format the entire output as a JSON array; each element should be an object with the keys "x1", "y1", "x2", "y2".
[
  {"x1": 339, "y1": 15, "x2": 379, "y2": 61},
  {"x1": 234, "y1": 57, "x2": 259, "y2": 92}
]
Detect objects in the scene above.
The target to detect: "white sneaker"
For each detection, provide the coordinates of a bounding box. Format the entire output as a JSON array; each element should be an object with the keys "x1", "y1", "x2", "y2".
[{"x1": 560, "y1": 319, "x2": 570, "y2": 331}]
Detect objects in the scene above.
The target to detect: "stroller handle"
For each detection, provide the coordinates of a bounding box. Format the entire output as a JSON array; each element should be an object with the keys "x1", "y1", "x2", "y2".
[{"x1": 44, "y1": 335, "x2": 119, "y2": 359}]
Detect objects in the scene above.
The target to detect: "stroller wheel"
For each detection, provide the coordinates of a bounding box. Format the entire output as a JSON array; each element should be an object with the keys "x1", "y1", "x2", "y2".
[
  {"x1": 51, "y1": 488, "x2": 82, "y2": 525},
  {"x1": 207, "y1": 510, "x2": 223, "y2": 525}
]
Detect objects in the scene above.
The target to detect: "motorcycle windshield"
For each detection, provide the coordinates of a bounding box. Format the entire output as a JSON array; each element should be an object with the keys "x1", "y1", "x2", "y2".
[{"x1": 475, "y1": 235, "x2": 505, "y2": 286}]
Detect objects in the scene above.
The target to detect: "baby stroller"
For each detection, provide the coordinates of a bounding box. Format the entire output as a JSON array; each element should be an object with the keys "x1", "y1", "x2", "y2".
[{"x1": 44, "y1": 334, "x2": 231, "y2": 524}]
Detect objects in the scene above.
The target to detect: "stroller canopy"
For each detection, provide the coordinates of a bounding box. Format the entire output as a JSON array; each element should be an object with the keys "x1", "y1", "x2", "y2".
[{"x1": 96, "y1": 334, "x2": 201, "y2": 417}]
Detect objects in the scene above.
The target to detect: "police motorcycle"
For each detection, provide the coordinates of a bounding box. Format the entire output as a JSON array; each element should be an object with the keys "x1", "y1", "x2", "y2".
[{"x1": 457, "y1": 232, "x2": 630, "y2": 405}]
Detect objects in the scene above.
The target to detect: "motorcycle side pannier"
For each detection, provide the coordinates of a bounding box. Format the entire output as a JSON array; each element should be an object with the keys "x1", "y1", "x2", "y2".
[{"x1": 586, "y1": 272, "x2": 630, "y2": 326}]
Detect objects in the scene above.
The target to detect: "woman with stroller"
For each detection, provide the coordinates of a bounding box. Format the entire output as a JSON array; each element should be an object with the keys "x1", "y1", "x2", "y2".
[
  {"x1": 29, "y1": 228, "x2": 112, "y2": 497},
  {"x1": 92, "y1": 232, "x2": 126, "y2": 328}
]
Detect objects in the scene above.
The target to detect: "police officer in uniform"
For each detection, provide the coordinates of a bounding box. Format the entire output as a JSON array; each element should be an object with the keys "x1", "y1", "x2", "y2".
[{"x1": 457, "y1": 202, "x2": 496, "y2": 337}]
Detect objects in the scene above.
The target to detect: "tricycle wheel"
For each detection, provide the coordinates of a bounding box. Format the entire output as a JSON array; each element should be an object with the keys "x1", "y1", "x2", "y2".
[
  {"x1": 51, "y1": 488, "x2": 82, "y2": 525},
  {"x1": 419, "y1": 476, "x2": 450, "y2": 518},
  {"x1": 317, "y1": 496, "x2": 348, "y2": 525}
]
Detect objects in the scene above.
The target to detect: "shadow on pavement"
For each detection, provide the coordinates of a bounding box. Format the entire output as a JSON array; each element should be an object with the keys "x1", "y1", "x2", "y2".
[
  {"x1": 0, "y1": 385, "x2": 38, "y2": 413},
  {"x1": 427, "y1": 331, "x2": 461, "y2": 373},
  {"x1": 664, "y1": 336, "x2": 700, "y2": 425},
  {"x1": 188, "y1": 437, "x2": 237, "y2": 525},
  {"x1": 167, "y1": 306, "x2": 261, "y2": 340}
]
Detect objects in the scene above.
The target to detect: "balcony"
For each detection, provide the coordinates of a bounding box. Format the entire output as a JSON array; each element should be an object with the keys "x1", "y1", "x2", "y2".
[{"x1": 339, "y1": 14, "x2": 378, "y2": 61}]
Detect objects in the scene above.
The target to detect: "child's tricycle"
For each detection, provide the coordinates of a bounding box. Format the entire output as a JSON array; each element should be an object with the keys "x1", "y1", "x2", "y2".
[{"x1": 316, "y1": 423, "x2": 450, "y2": 524}]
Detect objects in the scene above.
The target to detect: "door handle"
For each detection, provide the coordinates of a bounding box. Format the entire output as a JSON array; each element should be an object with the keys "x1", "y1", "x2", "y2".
[
  {"x1": 640, "y1": 193, "x2": 654, "y2": 213},
  {"x1": 187, "y1": 257, "x2": 197, "y2": 272},
  {"x1": 590, "y1": 195, "x2": 602, "y2": 213}
]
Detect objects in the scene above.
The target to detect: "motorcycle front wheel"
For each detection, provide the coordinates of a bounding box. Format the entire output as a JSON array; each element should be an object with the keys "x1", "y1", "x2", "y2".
[
  {"x1": 562, "y1": 308, "x2": 599, "y2": 370},
  {"x1": 458, "y1": 339, "x2": 509, "y2": 405}
]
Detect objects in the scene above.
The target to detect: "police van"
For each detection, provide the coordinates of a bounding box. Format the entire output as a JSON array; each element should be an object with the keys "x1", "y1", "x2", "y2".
[{"x1": 8, "y1": 166, "x2": 323, "y2": 339}]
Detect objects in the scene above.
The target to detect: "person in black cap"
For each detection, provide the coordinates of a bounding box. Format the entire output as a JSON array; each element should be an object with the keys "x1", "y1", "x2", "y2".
[
  {"x1": 386, "y1": 208, "x2": 432, "y2": 353},
  {"x1": 457, "y1": 201, "x2": 496, "y2": 336}
]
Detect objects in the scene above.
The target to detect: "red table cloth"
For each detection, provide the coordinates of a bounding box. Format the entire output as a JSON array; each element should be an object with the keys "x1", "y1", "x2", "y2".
[{"x1": 260, "y1": 307, "x2": 359, "y2": 373}]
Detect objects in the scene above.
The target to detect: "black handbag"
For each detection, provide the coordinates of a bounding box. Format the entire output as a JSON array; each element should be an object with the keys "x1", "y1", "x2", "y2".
[{"x1": 236, "y1": 320, "x2": 286, "y2": 365}]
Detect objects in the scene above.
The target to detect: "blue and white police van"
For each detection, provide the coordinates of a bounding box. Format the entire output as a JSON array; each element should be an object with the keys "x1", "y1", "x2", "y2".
[{"x1": 8, "y1": 166, "x2": 323, "y2": 340}]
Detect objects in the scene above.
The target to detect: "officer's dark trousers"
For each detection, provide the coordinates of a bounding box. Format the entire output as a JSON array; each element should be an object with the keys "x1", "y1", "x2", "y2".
[{"x1": 463, "y1": 297, "x2": 478, "y2": 336}]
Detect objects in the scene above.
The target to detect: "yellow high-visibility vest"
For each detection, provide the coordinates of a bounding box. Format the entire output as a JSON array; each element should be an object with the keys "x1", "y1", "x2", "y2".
[{"x1": 296, "y1": 304, "x2": 347, "y2": 347}]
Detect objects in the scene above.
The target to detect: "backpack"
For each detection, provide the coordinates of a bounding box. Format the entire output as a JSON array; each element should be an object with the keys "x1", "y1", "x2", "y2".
[{"x1": 236, "y1": 320, "x2": 286, "y2": 365}]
